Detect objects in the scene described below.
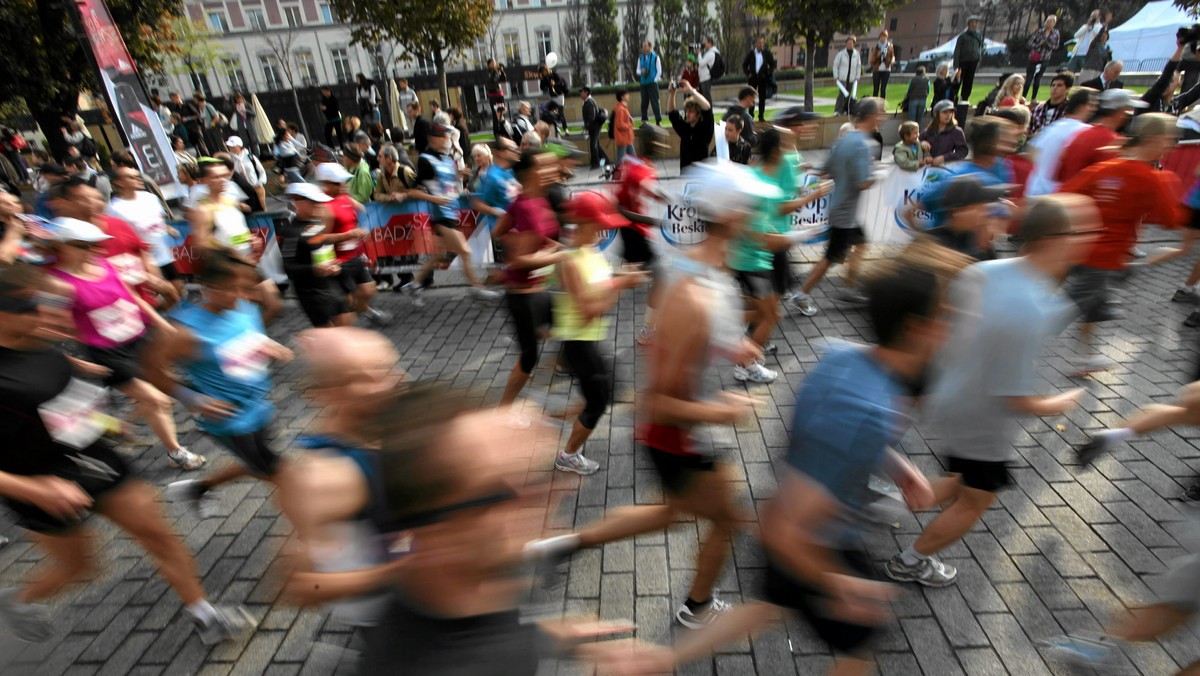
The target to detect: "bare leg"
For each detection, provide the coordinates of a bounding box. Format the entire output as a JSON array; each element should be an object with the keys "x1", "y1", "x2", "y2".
[
  {"x1": 1146, "y1": 229, "x2": 1198, "y2": 266},
  {"x1": 676, "y1": 468, "x2": 740, "y2": 600},
  {"x1": 563, "y1": 419, "x2": 594, "y2": 456},
  {"x1": 352, "y1": 280, "x2": 377, "y2": 314},
  {"x1": 801, "y1": 260, "x2": 833, "y2": 295},
  {"x1": 98, "y1": 481, "x2": 205, "y2": 605},
  {"x1": 22, "y1": 530, "x2": 94, "y2": 603},
  {"x1": 748, "y1": 295, "x2": 781, "y2": 349},
  {"x1": 912, "y1": 480, "x2": 996, "y2": 557},
  {"x1": 118, "y1": 379, "x2": 181, "y2": 453},
  {"x1": 197, "y1": 463, "x2": 252, "y2": 492},
  {"x1": 499, "y1": 362, "x2": 532, "y2": 408},
  {"x1": 577, "y1": 505, "x2": 676, "y2": 548},
  {"x1": 845, "y1": 244, "x2": 867, "y2": 288},
  {"x1": 437, "y1": 229, "x2": 480, "y2": 287},
  {"x1": 413, "y1": 253, "x2": 442, "y2": 286},
  {"x1": 1110, "y1": 604, "x2": 1192, "y2": 642}
]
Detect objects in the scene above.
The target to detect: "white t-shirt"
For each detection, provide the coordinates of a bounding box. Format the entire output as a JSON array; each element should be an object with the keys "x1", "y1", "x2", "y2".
[
  {"x1": 108, "y1": 191, "x2": 174, "y2": 267},
  {"x1": 1026, "y1": 117, "x2": 1088, "y2": 197}
]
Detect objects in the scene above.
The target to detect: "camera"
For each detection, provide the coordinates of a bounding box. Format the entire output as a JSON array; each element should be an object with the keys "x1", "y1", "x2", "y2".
[{"x1": 1178, "y1": 23, "x2": 1200, "y2": 53}]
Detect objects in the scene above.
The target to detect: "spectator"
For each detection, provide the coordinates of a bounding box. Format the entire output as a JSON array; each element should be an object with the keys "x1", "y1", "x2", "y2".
[
  {"x1": 1024, "y1": 15, "x2": 1060, "y2": 101},
  {"x1": 953, "y1": 16, "x2": 985, "y2": 101},
  {"x1": 514, "y1": 101, "x2": 536, "y2": 139},
  {"x1": 1068, "y1": 9, "x2": 1105, "y2": 73},
  {"x1": 1026, "y1": 87, "x2": 1098, "y2": 196},
  {"x1": 492, "y1": 102, "x2": 516, "y2": 142},
  {"x1": 637, "y1": 41, "x2": 664, "y2": 125},
  {"x1": 698, "y1": 37, "x2": 720, "y2": 102},
  {"x1": 450, "y1": 108, "x2": 471, "y2": 157},
  {"x1": 921, "y1": 100, "x2": 968, "y2": 166},
  {"x1": 680, "y1": 55, "x2": 701, "y2": 90},
  {"x1": 932, "y1": 61, "x2": 956, "y2": 104},
  {"x1": 893, "y1": 121, "x2": 929, "y2": 171},
  {"x1": 725, "y1": 87, "x2": 759, "y2": 147},
  {"x1": 63, "y1": 154, "x2": 110, "y2": 203},
  {"x1": 1029, "y1": 72, "x2": 1074, "y2": 136},
  {"x1": 226, "y1": 93, "x2": 258, "y2": 157},
  {"x1": 172, "y1": 135, "x2": 195, "y2": 169},
  {"x1": 992, "y1": 106, "x2": 1035, "y2": 198},
  {"x1": 613, "y1": 89, "x2": 635, "y2": 165},
  {"x1": 534, "y1": 121, "x2": 552, "y2": 146},
  {"x1": 538, "y1": 100, "x2": 567, "y2": 137},
  {"x1": 226, "y1": 136, "x2": 267, "y2": 209},
  {"x1": 396, "y1": 78, "x2": 418, "y2": 112},
  {"x1": 110, "y1": 150, "x2": 172, "y2": 219},
  {"x1": 341, "y1": 144, "x2": 374, "y2": 204},
  {"x1": 901, "y1": 66, "x2": 930, "y2": 122},
  {"x1": 521, "y1": 130, "x2": 543, "y2": 152},
  {"x1": 408, "y1": 102, "x2": 430, "y2": 154},
  {"x1": 1142, "y1": 39, "x2": 1200, "y2": 115},
  {"x1": 539, "y1": 65, "x2": 569, "y2": 121},
  {"x1": 833, "y1": 36, "x2": 863, "y2": 116},
  {"x1": 151, "y1": 93, "x2": 174, "y2": 136},
  {"x1": 1080, "y1": 58, "x2": 1124, "y2": 92},
  {"x1": 1056, "y1": 88, "x2": 1147, "y2": 181},
  {"x1": 996, "y1": 74, "x2": 1028, "y2": 108},
  {"x1": 1078, "y1": 32, "x2": 1113, "y2": 84},
  {"x1": 870, "y1": 30, "x2": 896, "y2": 98},
  {"x1": 273, "y1": 127, "x2": 306, "y2": 184},
  {"x1": 468, "y1": 143, "x2": 492, "y2": 191},
  {"x1": 581, "y1": 87, "x2": 609, "y2": 169},
  {"x1": 212, "y1": 151, "x2": 264, "y2": 213},
  {"x1": 486, "y1": 58, "x2": 507, "y2": 109},
  {"x1": 355, "y1": 73, "x2": 381, "y2": 123},
  {"x1": 342, "y1": 115, "x2": 362, "y2": 143},
  {"x1": 351, "y1": 131, "x2": 378, "y2": 173},
  {"x1": 718, "y1": 114, "x2": 752, "y2": 165},
  {"x1": 320, "y1": 86, "x2": 343, "y2": 147},
  {"x1": 180, "y1": 93, "x2": 210, "y2": 154},
  {"x1": 743, "y1": 36, "x2": 776, "y2": 122},
  {"x1": 286, "y1": 122, "x2": 308, "y2": 152},
  {"x1": 667, "y1": 80, "x2": 714, "y2": 170}
]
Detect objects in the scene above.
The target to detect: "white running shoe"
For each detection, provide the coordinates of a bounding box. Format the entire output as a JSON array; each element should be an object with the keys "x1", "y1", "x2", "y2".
[
  {"x1": 166, "y1": 480, "x2": 220, "y2": 519},
  {"x1": 167, "y1": 447, "x2": 207, "y2": 471},
  {"x1": 1071, "y1": 353, "x2": 1115, "y2": 376},
  {"x1": 470, "y1": 286, "x2": 502, "y2": 301},
  {"x1": 675, "y1": 591, "x2": 733, "y2": 629},
  {"x1": 555, "y1": 452, "x2": 600, "y2": 475},
  {"x1": 0, "y1": 588, "x2": 53, "y2": 643},
  {"x1": 401, "y1": 281, "x2": 426, "y2": 308},
  {"x1": 193, "y1": 605, "x2": 258, "y2": 645},
  {"x1": 733, "y1": 361, "x2": 778, "y2": 384},
  {"x1": 787, "y1": 293, "x2": 819, "y2": 316}
]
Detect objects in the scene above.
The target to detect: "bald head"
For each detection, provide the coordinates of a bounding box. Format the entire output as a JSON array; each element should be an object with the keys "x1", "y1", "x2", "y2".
[{"x1": 297, "y1": 327, "x2": 402, "y2": 404}]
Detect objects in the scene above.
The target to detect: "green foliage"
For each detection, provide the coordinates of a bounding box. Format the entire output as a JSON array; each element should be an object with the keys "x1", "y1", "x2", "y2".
[
  {"x1": 587, "y1": 0, "x2": 620, "y2": 83},
  {"x1": 622, "y1": 0, "x2": 649, "y2": 82},
  {"x1": 652, "y1": 0, "x2": 685, "y2": 78},
  {"x1": 162, "y1": 17, "x2": 230, "y2": 96},
  {"x1": 560, "y1": 0, "x2": 589, "y2": 84}
]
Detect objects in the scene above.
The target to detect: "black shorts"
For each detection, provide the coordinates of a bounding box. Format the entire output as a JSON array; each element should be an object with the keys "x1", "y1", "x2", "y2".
[
  {"x1": 337, "y1": 257, "x2": 374, "y2": 294},
  {"x1": 213, "y1": 426, "x2": 282, "y2": 477},
  {"x1": 1189, "y1": 207, "x2": 1200, "y2": 231},
  {"x1": 645, "y1": 445, "x2": 715, "y2": 497},
  {"x1": 86, "y1": 336, "x2": 148, "y2": 388},
  {"x1": 761, "y1": 547, "x2": 878, "y2": 656},
  {"x1": 4, "y1": 443, "x2": 131, "y2": 534},
  {"x1": 159, "y1": 261, "x2": 181, "y2": 281},
  {"x1": 620, "y1": 227, "x2": 656, "y2": 266},
  {"x1": 946, "y1": 456, "x2": 1011, "y2": 492},
  {"x1": 433, "y1": 218, "x2": 460, "y2": 234},
  {"x1": 1064, "y1": 265, "x2": 1119, "y2": 324},
  {"x1": 295, "y1": 282, "x2": 350, "y2": 328},
  {"x1": 826, "y1": 227, "x2": 867, "y2": 264},
  {"x1": 771, "y1": 251, "x2": 792, "y2": 295},
  {"x1": 735, "y1": 269, "x2": 776, "y2": 299}
]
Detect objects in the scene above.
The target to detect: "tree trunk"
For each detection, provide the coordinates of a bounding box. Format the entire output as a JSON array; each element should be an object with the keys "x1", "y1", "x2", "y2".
[
  {"x1": 435, "y1": 49, "x2": 450, "y2": 115},
  {"x1": 804, "y1": 40, "x2": 816, "y2": 112},
  {"x1": 29, "y1": 93, "x2": 77, "y2": 162},
  {"x1": 290, "y1": 87, "x2": 309, "y2": 141}
]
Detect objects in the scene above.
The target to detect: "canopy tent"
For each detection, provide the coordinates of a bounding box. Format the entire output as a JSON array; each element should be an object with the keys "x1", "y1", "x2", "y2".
[
  {"x1": 1107, "y1": 0, "x2": 1193, "y2": 68},
  {"x1": 918, "y1": 35, "x2": 1007, "y2": 61}
]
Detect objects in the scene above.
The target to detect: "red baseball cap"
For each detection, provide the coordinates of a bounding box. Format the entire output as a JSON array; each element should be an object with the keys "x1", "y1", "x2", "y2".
[{"x1": 568, "y1": 191, "x2": 629, "y2": 230}]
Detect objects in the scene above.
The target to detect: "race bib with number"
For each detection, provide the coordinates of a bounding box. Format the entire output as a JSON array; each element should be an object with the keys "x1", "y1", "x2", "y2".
[
  {"x1": 38, "y1": 378, "x2": 114, "y2": 450},
  {"x1": 88, "y1": 298, "x2": 145, "y2": 344},
  {"x1": 106, "y1": 252, "x2": 147, "y2": 286},
  {"x1": 313, "y1": 245, "x2": 336, "y2": 266},
  {"x1": 215, "y1": 330, "x2": 272, "y2": 382}
]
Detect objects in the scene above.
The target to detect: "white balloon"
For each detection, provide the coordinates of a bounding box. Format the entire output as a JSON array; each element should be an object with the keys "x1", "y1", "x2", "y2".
[{"x1": 545, "y1": 52, "x2": 558, "y2": 69}]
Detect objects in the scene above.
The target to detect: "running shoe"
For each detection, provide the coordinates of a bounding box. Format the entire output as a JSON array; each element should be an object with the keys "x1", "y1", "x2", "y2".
[
  {"x1": 401, "y1": 281, "x2": 425, "y2": 308},
  {"x1": 733, "y1": 361, "x2": 778, "y2": 384},
  {"x1": 1070, "y1": 353, "x2": 1115, "y2": 375},
  {"x1": 636, "y1": 327, "x2": 655, "y2": 346},
  {"x1": 1184, "y1": 482, "x2": 1200, "y2": 503},
  {"x1": 787, "y1": 293, "x2": 818, "y2": 317},
  {"x1": 193, "y1": 605, "x2": 258, "y2": 645},
  {"x1": 364, "y1": 307, "x2": 393, "y2": 327},
  {"x1": 0, "y1": 588, "x2": 53, "y2": 643},
  {"x1": 675, "y1": 591, "x2": 732, "y2": 629},
  {"x1": 555, "y1": 452, "x2": 600, "y2": 475},
  {"x1": 554, "y1": 361, "x2": 572, "y2": 377},
  {"x1": 835, "y1": 287, "x2": 869, "y2": 304},
  {"x1": 376, "y1": 279, "x2": 393, "y2": 292},
  {"x1": 166, "y1": 479, "x2": 220, "y2": 519},
  {"x1": 762, "y1": 341, "x2": 779, "y2": 356},
  {"x1": 1172, "y1": 287, "x2": 1199, "y2": 303},
  {"x1": 167, "y1": 447, "x2": 207, "y2": 471},
  {"x1": 1075, "y1": 435, "x2": 1110, "y2": 467},
  {"x1": 1186, "y1": 311, "x2": 1200, "y2": 328},
  {"x1": 470, "y1": 286, "x2": 502, "y2": 301},
  {"x1": 883, "y1": 554, "x2": 959, "y2": 587},
  {"x1": 1131, "y1": 247, "x2": 1146, "y2": 259}
]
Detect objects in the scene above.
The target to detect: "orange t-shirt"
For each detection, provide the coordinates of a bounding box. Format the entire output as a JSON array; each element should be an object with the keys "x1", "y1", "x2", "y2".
[
  {"x1": 1061, "y1": 158, "x2": 1185, "y2": 270},
  {"x1": 1056, "y1": 125, "x2": 1120, "y2": 183}
]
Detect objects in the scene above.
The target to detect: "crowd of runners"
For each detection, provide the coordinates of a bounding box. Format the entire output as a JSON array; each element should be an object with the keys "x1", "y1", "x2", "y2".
[{"x1": 3, "y1": 57, "x2": 1200, "y2": 675}]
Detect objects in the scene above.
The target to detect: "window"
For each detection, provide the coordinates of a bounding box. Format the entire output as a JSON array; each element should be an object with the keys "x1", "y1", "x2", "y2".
[
  {"x1": 284, "y1": 6, "x2": 302, "y2": 27},
  {"x1": 331, "y1": 48, "x2": 353, "y2": 83},
  {"x1": 370, "y1": 45, "x2": 388, "y2": 80},
  {"x1": 260, "y1": 54, "x2": 284, "y2": 91},
  {"x1": 415, "y1": 53, "x2": 437, "y2": 76},
  {"x1": 224, "y1": 58, "x2": 248, "y2": 93},
  {"x1": 295, "y1": 50, "x2": 319, "y2": 86},
  {"x1": 536, "y1": 29, "x2": 552, "y2": 61},
  {"x1": 320, "y1": 4, "x2": 335, "y2": 24},
  {"x1": 889, "y1": 17, "x2": 898, "y2": 32},
  {"x1": 208, "y1": 12, "x2": 229, "y2": 33},
  {"x1": 247, "y1": 8, "x2": 266, "y2": 31},
  {"x1": 503, "y1": 31, "x2": 521, "y2": 65},
  {"x1": 496, "y1": 0, "x2": 509, "y2": 9},
  {"x1": 951, "y1": 12, "x2": 959, "y2": 29}
]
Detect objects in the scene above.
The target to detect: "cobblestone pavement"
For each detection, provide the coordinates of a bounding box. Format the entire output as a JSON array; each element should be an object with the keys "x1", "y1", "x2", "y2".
[{"x1": 3, "y1": 229, "x2": 1200, "y2": 676}]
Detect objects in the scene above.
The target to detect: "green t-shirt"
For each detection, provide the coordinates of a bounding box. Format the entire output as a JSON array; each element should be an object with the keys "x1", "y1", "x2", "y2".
[{"x1": 728, "y1": 152, "x2": 799, "y2": 272}]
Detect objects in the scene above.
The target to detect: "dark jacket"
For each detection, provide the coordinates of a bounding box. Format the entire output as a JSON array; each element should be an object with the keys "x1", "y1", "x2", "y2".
[
  {"x1": 724, "y1": 104, "x2": 757, "y2": 147},
  {"x1": 486, "y1": 68, "x2": 507, "y2": 98},
  {"x1": 669, "y1": 107, "x2": 715, "y2": 169},
  {"x1": 411, "y1": 115, "x2": 431, "y2": 154},
  {"x1": 321, "y1": 94, "x2": 341, "y2": 121},
  {"x1": 902, "y1": 76, "x2": 930, "y2": 110},
  {"x1": 953, "y1": 30, "x2": 985, "y2": 66},
  {"x1": 1079, "y1": 75, "x2": 1123, "y2": 91},
  {"x1": 742, "y1": 48, "x2": 776, "y2": 83},
  {"x1": 582, "y1": 97, "x2": 605, "y2": 134},
  {"x1": 921, "y1": 125, "x2": 968, "y2": 161},
  {"x1": 1141, "y1": 59, "x2": 1200, "y2": 115}
]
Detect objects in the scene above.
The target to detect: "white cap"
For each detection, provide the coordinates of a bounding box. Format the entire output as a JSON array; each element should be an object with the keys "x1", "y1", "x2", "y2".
[
  {"x1": 285, "y1": 182, "x2": 333, "y2": 203},
  {"x1": 684, "y1": 160, "x2": 783, "y2": 222},
  {"x1": 313, "y1": 162, "x2": 352, "y2": 183},
  {"x1": 50, "y1": 217, "x2": 112, "y2": 243},
  {"x1": 226, "y1": 135, "x2": 244, "y2": 147}
]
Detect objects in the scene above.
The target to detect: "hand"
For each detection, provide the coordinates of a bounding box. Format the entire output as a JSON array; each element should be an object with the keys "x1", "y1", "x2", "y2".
[
  {"x1": 20, "y1": 476, "x2": 92, "y2": 521},
  {"x1": 187, "y1": 394, "x2": 238, "y2": 420},
  {"x1": 825, "y1": 573, "x2": 896, "y2": 624},
  {"x1": 579, "y1": 640, "x2": 675, "y2": 675},
  {"x1": 435, "y1": 195, "x2": 454, "y2": 207},
  {"x1": 713, "y1": 391, "x2": 756, "y2": 425},
  {"x1": 814, "y1": 181, "x2": 833, "y2": 198},
  {"x1": 1044, "y1": 388, "x2": 1085, "y2": 416},
  {"x1": 167, "y1": 227, "x2": 180, "y2": 238},
  {"x1": 616, "y1": 270, "x2": 650, "y2": 289},
  {"x1": 269, "y1": 342, "x2": 294, "y2": 363},
  {"x1": 896, "y1": 470, "x2": 935, "y2": 511},
  {"x1": 349, "y1": 227, "x2": 367, "y2": 240},
  {"x1": 734, "y1": 337, "x2": 764, "y2": 366},
  {"x1": 315, "y1": 261, "x2": 341, "y2": 277},
  {"x1": 921, "y1": 141, "x2": 931, "y2": 151},
  {"x1": 390, "y1": 192, "x2": 407, "y2": 203}
]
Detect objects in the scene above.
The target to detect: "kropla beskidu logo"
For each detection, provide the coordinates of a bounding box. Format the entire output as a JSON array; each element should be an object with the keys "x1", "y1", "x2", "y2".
[
  {"x1": 791, "y1": 174, "x2": 831, "y2": 244},
  {"x1": 659, "y1": 183, "x2": 708, "y2": 248},
  {"x1": 893, "y1": 167, "x2": 948, "y2": 231}
]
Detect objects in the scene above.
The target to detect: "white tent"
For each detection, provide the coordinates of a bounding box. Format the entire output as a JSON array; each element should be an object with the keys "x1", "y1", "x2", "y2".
[
  {"x1": 918, "y1": 36, "x2": 1007, "y2": 62},
  {"x1": 1108, "y1": 0, "x2": 1193, "y2": 68}
]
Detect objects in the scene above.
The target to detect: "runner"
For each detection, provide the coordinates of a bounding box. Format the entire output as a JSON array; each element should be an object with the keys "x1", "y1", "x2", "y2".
[
  {"x1": 470, "y1": 137, "x2": 521, "y2": 290},
  {"x1": 276, "y1": 183, "x2": 354, "y2": 328},
  {"x1": 107, "y1": 166, "x2": 183, "y2": 305},
  {"x1": 524, "y1": 162, "x2": 773, "y2": 629},
  {"x1": 551, "y1": 191, "x2": 648, "y2": 474},
  {"x1": 0, "y1": 260, "x2": 254, "y2": 645},
  {"x1": 401, "y1": 124, "x2": 501, "y2": 302},
  {"x1": 615, "y1": 125, "x2": 670, "y2": 346},
  {"x1": 144, "y1": 250, "x2": 295, "y2": 518},
  {"x1": 313, "y1": 162, "x2": 391, "y2": 327},
  {"x1": 885, "y1": 195, "x2": 1095, "y2": 587},
  {"x1": 44, "y1": 217, "x2": 206, "y2": 471}
]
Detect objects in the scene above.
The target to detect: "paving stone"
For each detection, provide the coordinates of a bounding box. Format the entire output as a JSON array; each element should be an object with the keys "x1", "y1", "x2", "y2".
[
  {"x1": 900, "y1": 617, "x2": 965, "y2": 675},
  {"x1": 977, "y1": 613, "x2": 1053, "y2": 676}
]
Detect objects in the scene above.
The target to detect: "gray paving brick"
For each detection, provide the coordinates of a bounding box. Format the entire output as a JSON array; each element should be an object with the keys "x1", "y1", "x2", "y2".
[
  {"x1": 956, "y1": 647, "x2": 1007, "y2": 676},
  {"x1": 923, "y1": 585, "x2": 989, "y2": 648},
  {"x1": 900, "y1": 617, "x2": 964, "y2": 675},
  {"x1": 977, "y1": 613, "x2": 1052, "y2": 676},
  {"x1": 1010, "y1": 555, "x2": 1083, "y2": 610}
]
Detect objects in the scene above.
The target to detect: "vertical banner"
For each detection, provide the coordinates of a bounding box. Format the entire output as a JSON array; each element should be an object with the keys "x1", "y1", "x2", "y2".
[
  {"x1": 76, "y1": 0, "x2": 185, "y2": 200},
  {"x1": 858, "y1": 165, "x2": 948, "y2": 245}
]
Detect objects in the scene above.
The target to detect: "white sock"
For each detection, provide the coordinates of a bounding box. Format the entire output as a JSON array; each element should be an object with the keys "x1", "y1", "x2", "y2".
[
  {"x1": 900, "y1": 545, "x2": 927, "y2": 566},
  {"x1": 523, "y1": 534, "x2": 581, "y2": 562},
  {"x1": 1100, "y1": 428, "x2": 1136, "y2": 443},
  {"x1": 1185, "y1": 285, "x2": 1196, "y2": 292},
  {"x1": 187, "y1": 599, "x2": 217, "y2": 624}
]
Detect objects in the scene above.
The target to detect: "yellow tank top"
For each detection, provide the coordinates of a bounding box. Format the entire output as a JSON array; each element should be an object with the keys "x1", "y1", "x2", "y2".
[{"x1": 552, "y1": 247, "x2": 612, "y2": 342}]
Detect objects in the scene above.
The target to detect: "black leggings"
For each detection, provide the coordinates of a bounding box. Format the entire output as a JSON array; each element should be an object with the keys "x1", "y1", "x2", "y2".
[
  {"x1": 505, "y1": 290, "x2": 551, "y2": 374},
  {"x1": 214, "y1": 427, "x2": 281, "y2": 477},
  {"x1": 561, "y1": 341, "x2": 610, "y2": 430}
]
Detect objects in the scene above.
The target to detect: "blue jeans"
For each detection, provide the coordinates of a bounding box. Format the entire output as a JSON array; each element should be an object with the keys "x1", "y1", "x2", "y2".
[
  {"x1": 907, "y1": 100, "x2": 926, "y2": 123},
  {"x1": 639, "y1": 83, "x2": 661, "y2": 123},
  {"x1": 615, "y1": 144, "x2": 636, "y2": 166}
]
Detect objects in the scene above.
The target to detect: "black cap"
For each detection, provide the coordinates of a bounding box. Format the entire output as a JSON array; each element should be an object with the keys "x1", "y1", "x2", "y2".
[
  {"x1": 940, "y1": 175, "x2": 1011, "y2": 211},
  {"x1": 774, "y1": 106, "x2": 821, "y2": 127}
]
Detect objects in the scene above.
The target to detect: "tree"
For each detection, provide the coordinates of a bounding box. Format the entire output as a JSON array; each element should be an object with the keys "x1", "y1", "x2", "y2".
[
  {"x1": 622, "y1": 0, "x2": 650, "y2": 82},
  {"x1": 749, "y1": 0, "x2": 904, "y2": 111},
  {"x1": 485, "y1": 4, "x2": 510, "y2": 66},
  {"x1": 163, "y1": 18, "x2": 229, "y2": 98},
  {"x1": 587, "y1": 0, "x2": 620, "y2": 84},
  {"x1": 653, "y1": 0, "x2": 686, "y2": 81},
  {"x1": 683, "y1": 0, "x2": 716, "y2": 52},
  {"x1": 715, "y1": 0, "x2": 749, "y2": 76},
  {"x1": 559, "y1": 0, "x2": 590, "y2": 84},
  {"x1": 0, "y1": 0, "x2": 181, "y2": 159},
  {"x1": 329, "y1": 0, "x2": 493, "y2": 110},
  {"x1": 261, "y1": 29, "x2": 310, "y2": 140}
]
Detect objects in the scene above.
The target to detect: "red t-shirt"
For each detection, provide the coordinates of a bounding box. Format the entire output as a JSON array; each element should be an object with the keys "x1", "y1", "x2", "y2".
[
  {"x1": 504, "y1": 194, "x2": 559, "y2": 287},
  {"x1": 616, "y1": 158, "x2": 657, "y2": 237},
  {"x1": 1056, "y1": 125, "x2": 1120, "y2": 182},
  {"x1": 328, "y1": 194, "x2": 365, "y2": 262},
  {"x1": 98, "y1": 215, "x2": 151, "y2": 296},
  {"x1": 1061, "y1": 158, "x2": 1185, "y2": 270}
]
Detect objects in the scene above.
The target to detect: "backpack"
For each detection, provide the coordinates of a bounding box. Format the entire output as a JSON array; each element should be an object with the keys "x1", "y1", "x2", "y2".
[
  {"x1": 607, "y1": 111, "x2": 615, "y2": 139},
  {"x1": 710, "y1": 51, "x2": 727, "y2": 80},
  {"x1": 79, "y1": 136, "x2": 98, "y2": 158}
]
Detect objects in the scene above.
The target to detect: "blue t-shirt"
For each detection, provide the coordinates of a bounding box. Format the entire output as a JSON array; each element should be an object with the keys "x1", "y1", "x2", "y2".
[
  {"x1": 787, "y1": 345, "x2": 909, "y2": 544},
  {"x1": 476, "y1": 164, "x2": 518, "y2": 228},
  {"x1": 826, "y1": 131, "x2": 873, "y2": 228},
  {"x1": 923, "y1": 161, "x2": 1014, "y2": 230},
  {"x1": 170, "y1": 299, "x2": 274, "y2": 437}
]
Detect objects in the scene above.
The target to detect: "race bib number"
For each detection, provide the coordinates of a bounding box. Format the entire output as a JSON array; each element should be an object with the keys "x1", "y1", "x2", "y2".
[
  {"x1": 88, "y1": 298, "x2": 145, "y2": 344},
  {"x1": 229, "y1": 230, "x2": 253, "y2": 255},
  {"x1": 38, "y1": 378, "x2": 112, "y2": 450},
  {"x1": 313, "y1": 245, "x2": 336, "y2": 266},
  {"x1": 216, "y1": 330, "x2": 272, "y2": 382},
  {"x1": 107, "y1": 252, "x2": 147, "y2": 286}
]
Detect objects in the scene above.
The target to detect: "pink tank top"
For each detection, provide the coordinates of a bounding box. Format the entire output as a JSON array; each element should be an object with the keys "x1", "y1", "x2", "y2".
[{"x1": 51, "y1": 259, "x2": 147, "y2": 349}]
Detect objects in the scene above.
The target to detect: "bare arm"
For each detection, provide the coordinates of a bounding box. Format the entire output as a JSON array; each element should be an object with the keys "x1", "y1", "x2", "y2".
[
  {"x1": 470, "y1": 196, "x2": 505, "y2": 218},
  {"x1": 1007, "y1": 389, "x2": 1083, "y2": 416}
]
